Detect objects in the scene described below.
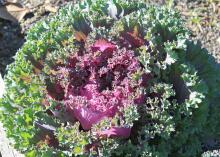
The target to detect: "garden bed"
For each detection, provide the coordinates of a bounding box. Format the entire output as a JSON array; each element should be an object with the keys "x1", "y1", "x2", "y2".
[{"x1": 0, "y1": 0, "x2": 220, "y2": 156}]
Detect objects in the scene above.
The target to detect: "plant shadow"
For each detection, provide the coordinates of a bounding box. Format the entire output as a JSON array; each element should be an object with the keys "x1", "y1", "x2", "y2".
[{"x1": 0, "y1": 19, "x2": 24, "y2": 76}]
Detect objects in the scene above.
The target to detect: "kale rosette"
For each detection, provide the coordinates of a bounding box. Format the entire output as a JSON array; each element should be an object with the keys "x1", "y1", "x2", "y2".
[{"x1": 1, "y1": 0, "x2": 220, "y2": 156}]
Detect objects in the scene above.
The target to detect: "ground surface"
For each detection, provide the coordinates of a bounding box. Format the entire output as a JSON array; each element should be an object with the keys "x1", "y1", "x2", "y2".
[
  {"x1": 0, "y1": 123, "x2": 24, "y2": 157},
  {"x1": 0, "y1": 0, "x2": 220, "y2": 156}
]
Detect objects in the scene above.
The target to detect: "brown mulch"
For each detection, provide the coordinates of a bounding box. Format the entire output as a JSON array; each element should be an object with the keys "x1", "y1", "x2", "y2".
[{"x1": 175, "y1": 0, "x2": 220, "y2": 62}]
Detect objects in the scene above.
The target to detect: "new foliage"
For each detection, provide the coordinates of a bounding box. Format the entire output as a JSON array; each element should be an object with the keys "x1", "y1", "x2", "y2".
[{"x1": 1, "y1": 0, "x2": 220, "y2": 156}]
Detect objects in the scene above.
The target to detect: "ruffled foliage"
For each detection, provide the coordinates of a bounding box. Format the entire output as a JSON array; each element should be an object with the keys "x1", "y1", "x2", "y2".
[{"x1": 1, "y1": 0, "x2": 220, "y2": 156}]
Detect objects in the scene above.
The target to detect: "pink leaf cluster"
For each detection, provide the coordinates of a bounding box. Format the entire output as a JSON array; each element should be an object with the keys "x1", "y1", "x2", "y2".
[{"x1": 47, "y1": 39, "x2": 151, "y2": 138}]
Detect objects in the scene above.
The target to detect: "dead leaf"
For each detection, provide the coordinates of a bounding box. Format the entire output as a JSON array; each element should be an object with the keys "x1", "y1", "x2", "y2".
[
  {"x1": 133, "y1": 25, "x2": 139, "y2": 37},
  {"x1": 45, "y1": 0, "x2": 60, "y2": 5},
  {"x1": 20, "y1": 75, "x2": 32, "y2": 83},
  {"x1": 6, "y1": 0, "x2": 18, "y2": 3},
  {"x1": 27, "y1": 55, "x2": 45, "y2": 74},
  {"x1": 33, "y1": 67, "x2": 42, "y2": 74},
  {"x1": 33, "y1": 59, "x2": 44, "y2": 74},
  {"x1": 30, "y1": 0, "x2": 44, "y2": 8},
  {"x1": 0, "y1": 6, "x2": 16, "y2": 22},
  {"x1": 45, "y1": 4, "x2": 58, "y2": 13},
  {"x1": 75, "y1": 31, "x2": 87, "y2": 42},
  {"x1": 0, "y1": 2, "x2": 29, "y2": 22},
  {"x1": 61, "y1": 40, "x2": 68, "y2": 47},
  {"x1": 56, "y1": 58, "x2": 64, "y2": 65},
  {"x1": 49, "y1": 69, "x2": 58, "y2": 75}
]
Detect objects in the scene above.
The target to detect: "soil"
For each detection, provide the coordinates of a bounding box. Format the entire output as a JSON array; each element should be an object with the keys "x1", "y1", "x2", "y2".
[
  {"x1": 0, "y1": 19, "x2": 24, "y2": 75},
  {"x1": 0, "y1": 0, "x2": 72, "y2": 76},
  {"x1": 0, "y1": 0, "x2": 219, "y2": 156},
  {"x1": 175, "y1": 0, "x2": 220, "y2": 61}
]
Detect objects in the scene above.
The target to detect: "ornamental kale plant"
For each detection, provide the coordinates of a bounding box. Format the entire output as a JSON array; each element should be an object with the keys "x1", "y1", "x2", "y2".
[{"x1": 1, "y1": 0, "x2": 220, "y2": 157}]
